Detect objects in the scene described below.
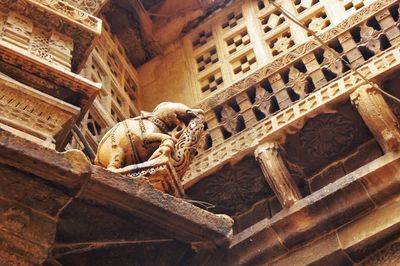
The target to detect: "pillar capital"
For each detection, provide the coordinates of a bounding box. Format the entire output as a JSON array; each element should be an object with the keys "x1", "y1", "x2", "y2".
[{"x1": 351, "y1": 85, "x2": 400, "y2": 153}]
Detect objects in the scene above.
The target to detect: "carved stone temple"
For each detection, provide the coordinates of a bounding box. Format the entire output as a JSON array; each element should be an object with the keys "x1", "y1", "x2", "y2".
[{"x1": 1, "y1": 0, "x2": 400, "y2": 265}]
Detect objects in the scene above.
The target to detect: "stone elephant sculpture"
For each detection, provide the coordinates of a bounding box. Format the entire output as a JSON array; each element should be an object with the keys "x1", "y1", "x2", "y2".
[{"x1": 94, "y1": 102, "x2": 204, "y2": 172}]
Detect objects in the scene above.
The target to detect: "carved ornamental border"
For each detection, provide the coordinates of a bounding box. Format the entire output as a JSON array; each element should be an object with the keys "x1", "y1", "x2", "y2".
[
  {"x1": 0, "y1": 40, "x2": 101, "y2": 97},
  {"x1": 0, "y1": 0, "x2": 103, "y2": 71},
  {"x1": 196, "y1": 0, "x2": 398, "y2": 112},
  {"x1": 0, "y1": 73, "x2": 80, "y2": 140},
  {"x1": 183, "y1": 45, "x2": 400, "y2": 187}
]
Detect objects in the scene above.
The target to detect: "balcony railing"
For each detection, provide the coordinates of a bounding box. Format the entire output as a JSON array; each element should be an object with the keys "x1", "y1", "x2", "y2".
[{"x1": 183, "y1": 0, "x2": 400, "y2": 186}]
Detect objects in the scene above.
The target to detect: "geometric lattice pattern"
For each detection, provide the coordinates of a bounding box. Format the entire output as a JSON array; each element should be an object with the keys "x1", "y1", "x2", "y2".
[
  {"x1": 222, "y1": 11, "x2": 244, "y2": 30},
  {"x1": 232, "y1": 51, "x2": 257, "y2": 76},
  {"x1": 30, "y1": 28, "x2": 51, "y2": 60},
  {"x1": 226, "y1": 30, "x2": 251, "y2": 54},
  {"x1": 200, "y1": 71, "x2": 224, "y2": 93},
  {"x1": 269, "y1": 31, "x2": 295, "y2": 56},
  {"x1": 196, "y1": 47, "x2": 219, "y2": 72},
  {"x1": 107, "y1": 53, "x2": 122, "y2": 80},
  {"x1": 293, "y1": 0, "x2": 320, "y2": 13},
  {"x1": 260, "y1": 10, "x2": 286, "y2": 33},
  {"x1": 305, "y1": 11, "x2": 331, "y2": 35},
  {"x1": 192, "y1": 29, "x2": 213, "y2": 49}
]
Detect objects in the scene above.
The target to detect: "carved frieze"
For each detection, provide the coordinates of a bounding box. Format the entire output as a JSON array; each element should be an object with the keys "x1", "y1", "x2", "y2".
[
  {"x1": 0, "y1": 73, "x2": 80, "y2": 146},
  {"x1": 62, "y1": 0, "x2": 107, "y2": 15},
  {"x1": 183, "y1": 44, "x2": 400, "y2": 186},
  {"x1": 0, "y1": 0, "x2": 102, "y2": 71},
  {"x1": 196, "y1": 0, "x2": 397, "y2": 112}
]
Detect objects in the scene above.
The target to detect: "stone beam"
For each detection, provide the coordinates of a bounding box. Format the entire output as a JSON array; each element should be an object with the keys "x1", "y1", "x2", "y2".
[
  {"x1": 79, "y1": 166, "x2": 233, "y2": 245},
  {"x1": 0, "y1": 130, "x2": 92, "y2": 189},
  {"x1": 351, "y1": 85, "x2": 400, "y2": 153},
  {"x1": 202, "y1": 151, "x2": 400, "y2": 265},
  {"x1": 0, "y1": 130, "x2": 233, "y2": 247},
  {"x1": 255, "y1": 142, "x2": 302, "y2": 208}
]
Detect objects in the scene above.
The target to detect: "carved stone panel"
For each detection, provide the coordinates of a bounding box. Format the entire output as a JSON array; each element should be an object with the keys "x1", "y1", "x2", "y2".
[
  {"x1": 282, "y1": 102, "x2": 374, "y2": 178},
  {"x1": 186, "y1": 156, "x2": 273, "y2": 216}
]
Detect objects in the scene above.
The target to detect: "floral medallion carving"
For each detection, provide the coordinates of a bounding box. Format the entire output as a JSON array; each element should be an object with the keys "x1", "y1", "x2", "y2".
[
  {"x1": 187, "y1": 157, "x2": 272, "y2": 216},
  {"x1": 299, "y1": 113, "x2": 357, "y2": 158}
]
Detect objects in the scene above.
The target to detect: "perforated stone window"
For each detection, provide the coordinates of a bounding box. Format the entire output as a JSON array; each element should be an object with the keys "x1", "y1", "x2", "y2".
[
  {"x1": 90, "y1": 56, "x2": 107, "y2": 84},
  {"x1": 124, "y1": 76, "x2": 137, "y2": 102},
  {"x1": 305, "y1": 11, "x2": 331, "y2": 34},
  {"x1": 232, "y1": 51, "x2": 257, "y2": 76},
  {"x1": 226, "y1": 30, "x2": 251, "y2": 54},
  {"x1": 86, "y1": 113, "x2": 103, "y2": 139},
  {"x1": 196, "y1": 46, "x2": 219, "y2": 72},
  {"x1": 293, "y1": 0, "x2": 320, "y2": 13},
  {"x1": 30, "y1": 28, "x2": 51, "y2": 60},
  {"x1": 111, "y1": 105, "x2": 124, "y2": 123},
  {"x1": 222, "y1": 11, "x2": 244, "y2": 30},
  {"x1": 192, "y1": 29, "x2": 213, "y2": 49},
  {"x1": 200, "y1": 71, "x2": 224, "y2": 93},
  {"x1": 268, "y1": 31, "x2": 295, "y2": 56},
  {"x1": 107, "y1": 52, "x2": 122, "y2": 81},
  {"x1": 111, "y1": 85, "x2": 124, "y2": 110},
  {"x1": 260, "y1": 10, "x2": 286, "y2": 34}
]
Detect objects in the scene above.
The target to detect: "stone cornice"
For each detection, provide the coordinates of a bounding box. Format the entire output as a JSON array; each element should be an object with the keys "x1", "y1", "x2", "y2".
[{"x1": 0, "y1": 39, "x2": 101, "y2": 99}]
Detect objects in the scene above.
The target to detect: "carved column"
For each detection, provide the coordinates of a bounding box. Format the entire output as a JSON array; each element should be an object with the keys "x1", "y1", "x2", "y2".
[
  {"x1": 351, "y1": 85, "x2": 400, "y2": 153},
  {"x1": 255, "y1": 142, "x2": 302, "y2": 208}
]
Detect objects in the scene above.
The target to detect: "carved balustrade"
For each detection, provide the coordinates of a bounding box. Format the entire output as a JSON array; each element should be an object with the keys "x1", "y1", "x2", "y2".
[
  {"x1": 183, "y1": 0, "x2": 400, "y2": 186},
  {"x1": 61, "y1": 0, "x2": 108, "y2": 15}
]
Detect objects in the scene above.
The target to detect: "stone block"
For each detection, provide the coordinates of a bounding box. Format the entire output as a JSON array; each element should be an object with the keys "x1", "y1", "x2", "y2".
[
  {"x1": 234, "y1": 198, "x2": 271, "y2": 233},
  {"x1": 338, "y1": 197, "x2": 400, "y2": 262},
  {"x1": 343, "y1": 140, "x2": 383, "y2": 174},
  {"x1": 360, "y1": 152, "x2": 400, "y2": 205},
  {"x1": 271, "y1": 176, "x2": 374, "y2": 249},
  {"x1": 0, "y1": 130, "x2": 92, "y2": 189},
  {"x1": 0, "y1": 164, "x2": 70, "y2": 217},
  {"x1": 271, "y1": 234, "x2": 352, "y2": 266},
  {"x1": 310, "y1": 163, "x2": 346, "y2": 192},
  {"x1": 226, "y1": 225, "x2": 287, "y2": 266}
]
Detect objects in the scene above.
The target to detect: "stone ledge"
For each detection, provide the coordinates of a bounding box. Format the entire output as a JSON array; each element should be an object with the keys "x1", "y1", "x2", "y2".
[
  {"x1": 216, "y1": 152, "x2": 400, "y2": 265},
  {"x1": 0, "y1": 131, "x2": 233, "y2": 247},
  {"x1": 79, "y1": 166, "x2": 234, "y2": 245},
  {"x1": 0, "y1": 130, "x2": 91, "y2": 190}
]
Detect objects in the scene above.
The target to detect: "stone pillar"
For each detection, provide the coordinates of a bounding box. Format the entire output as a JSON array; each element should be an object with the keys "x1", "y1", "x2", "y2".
[
  {"x1": 351, "y1": 85, "x2": 400, "y2": 153},
  {"x1": 255, "y1": 142, "x2": 302, "y2": 208}
]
